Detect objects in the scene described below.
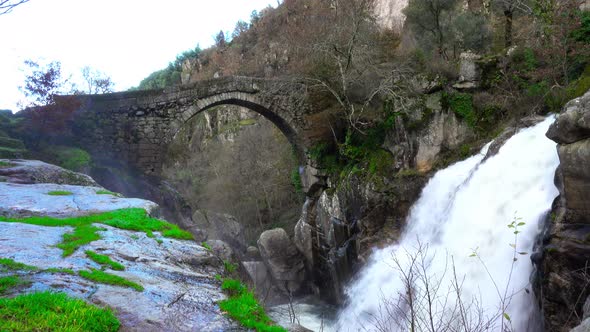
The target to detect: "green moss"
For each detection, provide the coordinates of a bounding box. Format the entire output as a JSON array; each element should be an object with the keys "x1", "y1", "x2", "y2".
[
  {"x1": 0, "y1": 258, "x2": 37, "y2": 271},
  {"x1": 85, "y1": 250, "x2": 125, "y2": 271},
  {"x1": 0, "y1": 291, "x2": 120, "y2": 331},
  {"x1": 290, "y1": 167, "x2": 303, "y2": 194},
  {"x1": 395, "y1": 168, "x2": 422, "y2": 178},
  {"x1": 46, "y1": 190, "x2": 73, "y2": 196},
  {"x1": 0, "y1": 137, "x2": 25, "y2": 149},
  {"x1": 44, "y1": 267, "x2": 76, "y2": 275},
  {"x1": 95, "y1": 189, "x2": 123, "y2": 197},
  {"x1": 0, "y1": 146, "x2": 26, "y2": 158},
  {"x1": 0, "y1": 275, "x2": 21, "y2": 294},
  {"x1": 0, "y1": 208, "x2": 193, "y2": 257},
  {"x1": 201, "y1": 241, "x2": 212, "y2": 251},
  {"x1": 218, "y1": 278, "x2": 286, "y2": 332},
  {"x1": 443, "y1": 92, "x2": 475, "y2": 127},
  {"x1": 79, "y1": 269, "x2": 143, "y2": 291}
]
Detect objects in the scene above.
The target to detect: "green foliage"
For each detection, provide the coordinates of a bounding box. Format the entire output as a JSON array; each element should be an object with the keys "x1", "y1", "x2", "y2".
[
  {"x1": 571, "y1": 11, "x2": 590, "y2": 43},
  {"x1": 85, "y1": 250, "x2": 125, "y2": 271},
  {"x1": 79, "y1": 269, "x2": 144, "y2": 291},
  {"x1": 0, "y1": 258, "x2": 37, "y2": 271},
  {"x1": 0, "y1": 276, "x2": 21, "y2": 294},
  {"x1": 201, "y1": 241, "x2": 212, "y2": 251},
  {"x1": 567, "y1": 65, "x2": 590, "y2": 99},
  {"x1": 0, "y1": 160, "x2": 15, "y2": 168},
  {"x1": 218, "y1": 278, "x2": 286, "y2": 332},
  {"x1": 290, "y1": 167, "x2": 303, "y2": 194},
  {"x1": 44, "y1": 267, "x2": 75, "y2": 275},
  {"x1": 0, "y1": 291, "x2": 120, "y2": 331},
  {"x1": 443, "y1": 92, "x2": 475, "y2": 127},
  {"x1": 58, "y1": 224, "x2": 103, "y2": 257},
  {"x1": 134, "y1": 45, "x2": 202, "y2": 90},
  {"x1": 0, "y1": 208, "x2": 193, "y2": 257},
  {"x1": 221, "y1": 278, "x2": 246, "y2": 295},
  {"x1": 224, "y1": 261, "x2": 237, "y2": 274},
  {"x1": 46, "y1": 190, "x2": 73, "y2": 196},
  {"x1": 510, "y1": 48, "x2": 538, "y2": 72},
  {"x1": 52, "y1": 146, "x2": 91, "y2": 171},
  {"x1": 239, "y1": 119, "x2": 257, "y2": 126}
]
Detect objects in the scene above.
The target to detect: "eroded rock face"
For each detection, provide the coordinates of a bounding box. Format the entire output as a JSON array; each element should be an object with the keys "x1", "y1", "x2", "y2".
[
  {"x1": 538, "y1": 90, "x2": 590, "y2": 332},
  {"x1": 295, "y1": 174, "x2": 426, "y2": 304},
  {"x1": 258, "y1": 228, "x2": 307, "y2": 295},
  {"x1": 192, "y1": 210, "x2": 247, "y2": 255}
]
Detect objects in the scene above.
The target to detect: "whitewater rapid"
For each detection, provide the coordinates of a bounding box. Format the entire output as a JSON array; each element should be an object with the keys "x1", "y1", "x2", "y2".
[{"x1": 333, "y1": 117, "x2": 559, "y2": 332}]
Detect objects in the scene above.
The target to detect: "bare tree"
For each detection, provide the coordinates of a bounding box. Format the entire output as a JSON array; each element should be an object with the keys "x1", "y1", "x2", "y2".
[
  {"x1": 81, "y1": 66, "x2": 114, "y2": 94},
  {"x1": 0, "y1": 0, "x2": 28, "y2": 15}
]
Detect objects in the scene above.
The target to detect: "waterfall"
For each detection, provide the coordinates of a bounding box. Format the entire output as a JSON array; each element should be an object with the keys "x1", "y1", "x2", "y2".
[{"x1": 334, "y1": 117, "x2": 559, "y2": 332}]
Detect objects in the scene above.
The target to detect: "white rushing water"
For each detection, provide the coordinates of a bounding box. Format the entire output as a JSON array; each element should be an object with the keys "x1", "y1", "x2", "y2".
[{"x1": 333, "y1": 117, "x2": 559, "y2": 332}]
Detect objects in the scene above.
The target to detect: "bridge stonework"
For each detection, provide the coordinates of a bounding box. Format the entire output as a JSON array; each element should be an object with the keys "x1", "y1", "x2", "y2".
[{"x1": 71, "y1": 76, "x2": 331, "y2": 179}]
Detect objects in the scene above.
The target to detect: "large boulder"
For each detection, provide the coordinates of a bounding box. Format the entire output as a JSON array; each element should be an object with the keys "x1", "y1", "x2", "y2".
[
  {"x1": 192, "y1": 210, "x2": 247, "y2": 255},
  {"x1": 257, "y1": 228, "x2": 306, "y2": 295},
  {"x1": 0, "y1": 159, "x2": 97, "y2": 186},
  {"x1": 538, "y1": 90, "x2": 590, "y2": 332}
]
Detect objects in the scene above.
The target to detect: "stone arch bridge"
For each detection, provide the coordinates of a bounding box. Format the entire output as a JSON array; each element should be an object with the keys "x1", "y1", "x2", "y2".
[{"x1": 70, "y1": 76, "x2": 334, "y2": 191}]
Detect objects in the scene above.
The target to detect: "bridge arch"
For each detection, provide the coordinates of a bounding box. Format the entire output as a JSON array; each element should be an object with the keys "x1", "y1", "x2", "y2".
[{"x1": 167, "y1": 91, "x2": 305, "y2": 163}]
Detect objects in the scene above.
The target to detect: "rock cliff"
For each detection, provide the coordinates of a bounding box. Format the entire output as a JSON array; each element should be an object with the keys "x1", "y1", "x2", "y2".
[{"x1": 540, "y1": 90, "x2": 590, "y2": 332}]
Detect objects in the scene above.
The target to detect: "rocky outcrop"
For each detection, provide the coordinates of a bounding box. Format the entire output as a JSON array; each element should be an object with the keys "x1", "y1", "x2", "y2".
[
  {"x1": 192, "y1": 210, "x2": 247, "y2": 254},
  {"x1": 258, "y1": 228, "x2": 307, "y2": 295},
  {"x1": 0, "y1": 159, "x2": 97, "y2": 186},
  {"x1": 0, "y1": 160, "x2": 240, "y2": 331},
  {"x1": 538, "y1": 90, "x2": 590, "y2": 332},
  {"x1": 295, "y1": 173, "x2": 426, "y2": 304}
]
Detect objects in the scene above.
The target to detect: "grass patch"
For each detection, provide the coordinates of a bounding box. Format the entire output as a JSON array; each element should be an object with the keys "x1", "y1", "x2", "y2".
[
  {"x1": 239, "y1": 118, "x2": 257, "y2": 126},
  {"x1": 0, "y1": 208, "x2": 193, "y2": 256},
  {"x1": 57, "y1": 224, "x2": 103, "y2": 257},
  {"x1": 44, "y1": 267, "x2": 75, "y2": 275},
  {"x1": 443, "y1": 92, "x2": 476, "y2": 127},
  {"x1": 85, "y1": 250, "x2": 125, "y2": 271},
  {"x1": 0, "y1": 275, "x2": 21, "y2": 294},
  {"x1": 0, "y1": 258, "x2": 37, "y2": 271},
  {"x1": 219, "y1": 278, "x2": 285, "y2": 332},
  {"x1": 0, "y1": 291, "x2": 120, "y2": 331},
  {"x1": 95, "y1": 189, "x2": 122, "y2": 197},
  {"x1": 46, "y1": 190, "x2": 73, "y2": 196},
  {"x1": 53, "y1": 146, "x2": 92, "y2": 172},
  {"x1": 79, "y1": 269, "x2": 143, "y2": 291}
]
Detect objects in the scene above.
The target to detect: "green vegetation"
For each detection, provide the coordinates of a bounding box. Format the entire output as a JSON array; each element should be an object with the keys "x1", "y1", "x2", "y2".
[
  {"x1": 0, "y1": 291, "x2": 120, "y2": 331},
  {"x1": 53, "y1": 146, "x2": 92, "y2": 172},
  {"x1": 58, "y1": 224, "x2": 103, "y2": 257},
  {"x1": 0, "y1": 160, "x2": 15, "y2": 168},
  {"x1": 443, "y1": 92, "x2": 475, "y2": 127},
  {"x1": 85, "y1": 250, "x2": 125, "y2": 271},
  {"x1": 290, "y1": 167, "x2": 303, "y2": 194},
  {"x1": 44, "y1": 267, "x2": 75, "y2": 275},
  {"x1": 0, "y1": 276, "x2": 21, "y2": 294},
  {"x1": 0, "y1": 258, "x2": 37, "y2": 271},
  {"x1": 46, "y1": 190, "x2": 73, "y2": 196},
  {"x1": 239, "y1": 118, "x2": 257, "y2": 126},
  {"x1": 0, "y1": 208, "x2": 193, "y2": 257},
  {"x1": 79, "y1": 269, "x2": 144, "y2": 292},
  {"x1": 201, "y1": 241, "x2": 212, "y2": 251},
  {"x1": 133, "y1": 46, "x2": 202, "y2": 90},
  {"x1": 219, "y1": 278, "x2": 286, "y2": 332},
  {"x1": 95, "y1": 189, "x2": 122, "y2": 197}
]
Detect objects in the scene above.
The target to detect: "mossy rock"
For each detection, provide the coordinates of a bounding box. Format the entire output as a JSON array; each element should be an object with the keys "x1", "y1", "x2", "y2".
[{"x1": 0, "y1": 137, "x2": 25, "y2": 150}]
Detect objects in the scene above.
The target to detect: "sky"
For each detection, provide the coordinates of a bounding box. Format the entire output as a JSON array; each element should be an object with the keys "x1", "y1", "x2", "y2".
[{"x1": 0, "y1": 0, "x2": 277, "y2": 111}]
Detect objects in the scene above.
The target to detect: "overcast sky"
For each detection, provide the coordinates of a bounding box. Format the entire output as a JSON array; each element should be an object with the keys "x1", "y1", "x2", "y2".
[{"x1": 0, "y1": 0, "x2": 276, "y2": 111}]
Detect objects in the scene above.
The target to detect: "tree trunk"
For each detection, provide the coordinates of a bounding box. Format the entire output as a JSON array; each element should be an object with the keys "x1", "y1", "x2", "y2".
[{"x1": 504, "y1": 9, "x2": 513, "y2": 49}]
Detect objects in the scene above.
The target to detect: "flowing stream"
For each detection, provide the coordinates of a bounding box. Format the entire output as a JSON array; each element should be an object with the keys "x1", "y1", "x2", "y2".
[{"x1": 328, "y1": 117, "x2": 559, "y2": 332}]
